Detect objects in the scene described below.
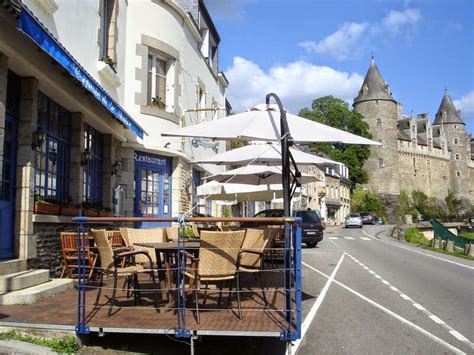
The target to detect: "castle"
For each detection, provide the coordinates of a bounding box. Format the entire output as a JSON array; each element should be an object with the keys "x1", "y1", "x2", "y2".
[{"x1": 353, "y1": 58, "x2": 474, "y2": 221}]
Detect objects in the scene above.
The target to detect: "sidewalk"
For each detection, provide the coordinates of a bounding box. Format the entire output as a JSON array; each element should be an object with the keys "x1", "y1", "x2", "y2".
[{"x1": 0, "y1": 339, "x2": 55, "y2": 354}]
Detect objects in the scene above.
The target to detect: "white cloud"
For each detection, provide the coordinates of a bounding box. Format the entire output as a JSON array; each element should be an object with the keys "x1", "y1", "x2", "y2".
[
  {"x1": 299, "y1": 22, "x2": 368, "y2": 61},
  {"x1": 225, "y1": 57, "x2": 364, "y2": 113},
  {"x1": 300, "y1": 8, "x2": 422, "y2": 61},
  {"x1": 380, "y1": 8, "x2": 422, "y2": 33},
  {"x1": 454, "y1": 91, "x2": 474, "y2": 120}
]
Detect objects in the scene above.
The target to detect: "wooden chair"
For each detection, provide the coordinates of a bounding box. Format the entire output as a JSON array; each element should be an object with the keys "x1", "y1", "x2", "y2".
[
  {"x1": 107, "y1": 230, "x2": 124, "y2": 248},
  {"x1": 185, "y1": 230, "x2": 246, "y2": 323},
  {"x1": 59, "y1": 232, "x2": 97, "y2": 281},
  {"x1": 91, "y1": 229, "x2": 159, "y2": 316}
]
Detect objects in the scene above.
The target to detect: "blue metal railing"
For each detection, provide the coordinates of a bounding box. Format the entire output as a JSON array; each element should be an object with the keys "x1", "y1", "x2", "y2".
[{"x1": 73, "y1": 216, "x2": 302, "y2": 340}]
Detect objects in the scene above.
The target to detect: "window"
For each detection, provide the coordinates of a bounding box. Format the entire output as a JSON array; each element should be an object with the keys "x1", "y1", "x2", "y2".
[
  {"x1": 376, "y1": 118, "x2": 381, "y2": 127},
  {"x1": 378, "y1": 158, "x2": 384, "y2": 168},
  {"x1": 35, "y1": 92, "x2": 71, "y2": 201},
  {"x1": 454, "y1": 138, "x2": 459, "y2": 145},
  {"x1": 456, "y1": 171, "x2": 461, "y2": 177},
  {"x1": 83, "y1": 124, "x2": 103, "y2": 203},
  {"x1": 99, "y1": 0, "x2": 116, "y2": 62},
  {"x1": 147, "y1": 53, "x2": 167, "y2": 106},
  {"x1": 455, "y1": 154, "x2": 460, "y2": 160}
]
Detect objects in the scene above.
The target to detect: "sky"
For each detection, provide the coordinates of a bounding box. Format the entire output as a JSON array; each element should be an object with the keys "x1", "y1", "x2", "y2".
[{"x1": 205, "y1": 0, "x2": 474, "y2": 134}]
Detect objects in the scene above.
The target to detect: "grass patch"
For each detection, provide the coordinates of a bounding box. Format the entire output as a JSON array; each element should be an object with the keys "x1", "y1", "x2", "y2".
[
  {"x1": 424, "y1": 246, "x2": 474, "y2": 261},
  {"x1": 0, "y1": 331, "x2": 78, "y2": 353},
  {"x1": 404, "y1": 227, "x2": 430, "y2": 246},
  {"x1": 459, "y1": 232, "x2": 474, "y2": 240}
]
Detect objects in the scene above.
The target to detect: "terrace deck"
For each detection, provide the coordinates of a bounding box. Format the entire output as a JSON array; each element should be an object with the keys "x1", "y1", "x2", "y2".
[{"x1": 0, "y1": 273, "x2": 295, "y2": 337}]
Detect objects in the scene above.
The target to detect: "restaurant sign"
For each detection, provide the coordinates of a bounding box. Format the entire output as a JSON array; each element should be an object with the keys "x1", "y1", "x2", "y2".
[{"x1": 134, "y1": 152, "x2": 170, "y2": 167}]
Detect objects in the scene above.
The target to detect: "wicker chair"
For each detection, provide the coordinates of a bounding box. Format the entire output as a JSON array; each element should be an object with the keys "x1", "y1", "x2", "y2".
[
  {"x1": 119, "y1": 227, "x2": 166, "y2": 266},
  {"x1": 237, "y1": 228, "x2": 277, "y2": 305},
  {"x1": 91, "y1": 229, "x2": 159, "y2": 316},
  {"x1": 165, "y1": 226, "x2": 179, "y2": 242},
  {"x1": 185, "y1": 230, "x2": 246, "y2": 323},
  {"x1": 59, "y1": 232, "x2": 97, "y2": 281}
]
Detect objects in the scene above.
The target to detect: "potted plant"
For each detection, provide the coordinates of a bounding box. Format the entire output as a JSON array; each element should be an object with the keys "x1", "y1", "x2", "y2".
[
  {"x1": 34, "y1": 194, "x2": 61, "y2": 215},
  {"x1": 151, "y1": 96, "x2": 166, "y2": 110},
  {"x1": 60, "y1": 196, "x2": 80, "y2": 216},
  {"x1": 80, "y1": 200, "x2": 98, "y2": 217},
  {"x1": 99, "y1": 206, "x2": 113, "y2": 217}
]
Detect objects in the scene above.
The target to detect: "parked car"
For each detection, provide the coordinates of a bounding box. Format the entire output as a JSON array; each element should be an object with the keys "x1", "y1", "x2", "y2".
[
  {"x1": 241, "y1": 209, "x2": 324, "y2": 248},
  {"x1": 345, "y1": 213, "x2": 363, "y2": 228},
  {"x1": 373, "y1": 217, "x2": 384, "y2": 225},
  {"x1": 360, "y1": 212, "x2": 374, "y2": 225}
]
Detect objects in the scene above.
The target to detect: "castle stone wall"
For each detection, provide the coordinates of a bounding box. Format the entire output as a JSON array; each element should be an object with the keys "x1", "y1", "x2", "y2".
[{"x1": 354, "y1": 100, "x2": 400, "y2": 196}]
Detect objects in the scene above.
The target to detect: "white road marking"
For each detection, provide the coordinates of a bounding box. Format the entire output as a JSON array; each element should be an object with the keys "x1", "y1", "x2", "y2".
[
  {"x1": 302, "y1": 262, "x2": 466, "y2": 355},
  {"x1": 430, "y1": 315, "x2": 445, "y2": 324},
  {"x1": 344, "y1": 237, "x2": 355, "y2": 240},
  {"x1": 400, "y1": 293, "x2": 411, "y2": 300},
  {"x1": 328, "y1": 237, "x2": 338, "y2": 240},
  {"x1": 382, "y1": 280, "x2": 390, "y2": 285},
  {"x1": 374, "y1": 275, "x2": 382, "y2": 279},
  {"x1": 413, "y1": 303, "x2": 426, "y2": 311},
  {"x1": 369, "y1": 270, "x2": 375, "y2": 274},
  {"x1": 450, "y1": 330, "x2": 469, "y2": 342},
  {"x1": 360, "y1": 237, "x2": 371, "y2": 241},
  {"x1": 291, "y1": 253, "x2": 346, "y2": 355},
  {"x1": 362, "y1": 230, "x2": 474, "y2": 270},
  {"x1": 363, "y1": 266, "x2": 369, "y2": 270},
  {"x1": 390, "y1": 286, "x2": 399, "y2": 291}
]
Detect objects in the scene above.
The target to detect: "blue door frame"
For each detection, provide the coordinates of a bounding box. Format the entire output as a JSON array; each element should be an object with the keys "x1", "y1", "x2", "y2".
[
  {"x1": 0, "y1": 114, "x2": 17, "y2": 259},
  {"x1": 134, "y1": 151, "x2": 172, "y2": 228}
]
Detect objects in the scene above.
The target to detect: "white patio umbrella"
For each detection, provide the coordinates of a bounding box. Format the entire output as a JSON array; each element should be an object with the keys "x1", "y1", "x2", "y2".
[
  {"x1": 197, "y1": 181, "x2": 298, "y2": 202},
  {"x1": 205, "y1": 165, "x2": 319, "y2": 185},
  {"x1": 164, "y1": 104, "x2": 380, "y2": 145},
  {"x1": 192, "y1": 142, "x2": 339, "y2": 166}
]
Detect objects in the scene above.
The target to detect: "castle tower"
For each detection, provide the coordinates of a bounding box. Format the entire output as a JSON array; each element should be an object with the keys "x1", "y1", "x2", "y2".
[
  {"x1": 353, "y1": 58, "x2": 400, "y2": 221},
  {"x1": 433, "y1": 90, "x2": 469, "y2": 199}
]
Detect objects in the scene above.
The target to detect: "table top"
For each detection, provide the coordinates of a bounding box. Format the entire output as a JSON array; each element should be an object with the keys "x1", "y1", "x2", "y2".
[{"x1": 135, "y1": 241, "x2": 200, "y2": 250}]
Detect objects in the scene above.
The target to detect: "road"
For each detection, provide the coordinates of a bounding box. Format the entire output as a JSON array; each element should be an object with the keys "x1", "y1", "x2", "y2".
[{"x1": 294, "y1": 225, "x2": 474, "y2": 355}]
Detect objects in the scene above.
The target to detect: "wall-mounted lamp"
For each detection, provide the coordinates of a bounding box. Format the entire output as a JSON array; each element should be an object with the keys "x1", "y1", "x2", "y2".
[
  {"x1": 80, "y1": 149, "x2": 92, "y2": 166},
  {"x1": 31, "y1": 128, "x2": 46, "y2": 150},
  {"x1": 111, "y1": 160, "x2": 120, "y2": 176}
]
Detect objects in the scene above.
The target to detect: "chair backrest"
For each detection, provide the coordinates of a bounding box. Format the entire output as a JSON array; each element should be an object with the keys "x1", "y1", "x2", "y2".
[
  {"x1": 191, "y1": 224, "x2": 200, "y2": 238},
  {"x1": 107, "y1": 230, "x2": 124, "y2": 248},
  {"x1": 119, "y1": 227, "x2": 166, "y2": 263},
  {"x1": 60, "y1": 232, "x2": 92, "y2": 261},
  {"x1": 165, "y1": 226, "x2": 179, "y2": 242},
  {"x1": 239, "y1": 229, "x2": 271, "y2": 269},
  {"x1": 198, "y1": 230, "x2": 246, "y2": 279},
  {"x1": 91, "y1": 229, "x2": 114, "y2": 269}
]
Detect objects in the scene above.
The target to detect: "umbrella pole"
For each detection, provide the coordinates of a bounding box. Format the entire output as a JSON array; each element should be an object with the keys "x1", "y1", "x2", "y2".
[{"x1": 266, "y1": 93, "x2": 293, "y2": 338}]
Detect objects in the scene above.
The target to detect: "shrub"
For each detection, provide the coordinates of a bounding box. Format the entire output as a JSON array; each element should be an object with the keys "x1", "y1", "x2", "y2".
[
  {"x1": 404, "y1": 228, "x2": 430, "y2": 246},
  {"x1": 351, "y1": 186, "x2": 386, "y2": 218}
]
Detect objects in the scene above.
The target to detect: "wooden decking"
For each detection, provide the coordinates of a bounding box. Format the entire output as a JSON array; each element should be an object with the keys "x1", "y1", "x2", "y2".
[{"x1": 0, "y1": 272, "x2": 295, "y2": 337}]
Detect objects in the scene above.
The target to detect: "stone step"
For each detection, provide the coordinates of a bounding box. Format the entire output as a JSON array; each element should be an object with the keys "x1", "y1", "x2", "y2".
[
  {"x1": 0, "y1": 278, "x2": 74, "y2": 305},
  {"x1": 0, "y1": 259, "x2": 27, "y2": 276},
  {"x1": 0, "y1": 269, "x2": 50, "y2": 293}
]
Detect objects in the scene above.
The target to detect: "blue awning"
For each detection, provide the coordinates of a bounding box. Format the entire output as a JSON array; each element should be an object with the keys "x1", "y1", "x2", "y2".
[{"x1": 17, "y1": 7, "x2": 146, "y2": 139}]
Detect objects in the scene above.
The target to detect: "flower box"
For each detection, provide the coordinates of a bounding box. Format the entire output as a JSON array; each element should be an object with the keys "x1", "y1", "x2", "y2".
[
  {"x1": 84, "y1": 209, "x2": 99, "y2": 217},
  {"x1": 34, "y1": 201, "x2": 61, "y2": 215},
  {"x1": 61, "y1": 206, "x2": 80, "y2": 216},
  {"x1": 99, "y1": 210, "x2": 113, "y2": 217}
]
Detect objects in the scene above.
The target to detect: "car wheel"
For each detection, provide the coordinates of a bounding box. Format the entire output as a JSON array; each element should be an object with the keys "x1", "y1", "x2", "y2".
[{"x1": 307, "y1": 242, "x2": 317, "y2": 248}]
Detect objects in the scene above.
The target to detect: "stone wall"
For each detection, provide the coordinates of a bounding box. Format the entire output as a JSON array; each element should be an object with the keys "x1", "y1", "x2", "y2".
[
  {"x1": 379, "y1": 193, "x2": 400, "y2": 224},
  {"x1": 398, "y1": 151, "x2": 450, "y2": 199},
  {"x1": 354, "y1": 100, "x2": 401, "y2": 196}
]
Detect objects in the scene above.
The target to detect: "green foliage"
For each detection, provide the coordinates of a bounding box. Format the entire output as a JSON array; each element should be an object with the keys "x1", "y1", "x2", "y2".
[
  {"x1": 0, "y1": 331, "x2": 78, "y2": 353},
  {"x1": 445, "y1": 191, "x2": 462, "y2": 221},
  {"x1": 179, "y1": 226, "x2": 195, "y2": 238},
  {"x1": 351, "y1": 187, "x2": 386, "y2": 218},
  {"x1": 222, "y1": 207, "x2": 232, "y2": 218},
  {"x1": 299, "y1": 96, "x2": 372, "y2": 184},
  {"x1": 404, "y1": 228, "x2": 430, "y2": 246},
  {"x1": 399, "y1": 190, "x2": 415, "y2": 221},
  {"x1": 400, "y1": 190, "x2": 447, "y2": 222}
]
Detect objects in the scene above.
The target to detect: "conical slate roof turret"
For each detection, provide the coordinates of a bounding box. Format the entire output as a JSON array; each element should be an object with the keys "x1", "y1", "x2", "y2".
[
  {"x1": 354, "y1": 58, "x2": 396, "y2": 104},
  {"x1": 433, "y1": 90, "x2": 464, "y2": 125}
]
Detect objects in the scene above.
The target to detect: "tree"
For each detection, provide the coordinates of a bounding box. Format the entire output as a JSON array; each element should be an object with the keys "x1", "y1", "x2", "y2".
[
  {"x1": 351, "y1": 187, "x2": 386, "y2": 218},
  {"x1": 299, "y1": 96, "x2": 372, "y2": 184}
]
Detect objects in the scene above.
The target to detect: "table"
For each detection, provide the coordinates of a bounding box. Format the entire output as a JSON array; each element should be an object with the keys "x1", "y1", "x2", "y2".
[{"x1": 135, "y1": 241, "x2": 200, "y2": 312}]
